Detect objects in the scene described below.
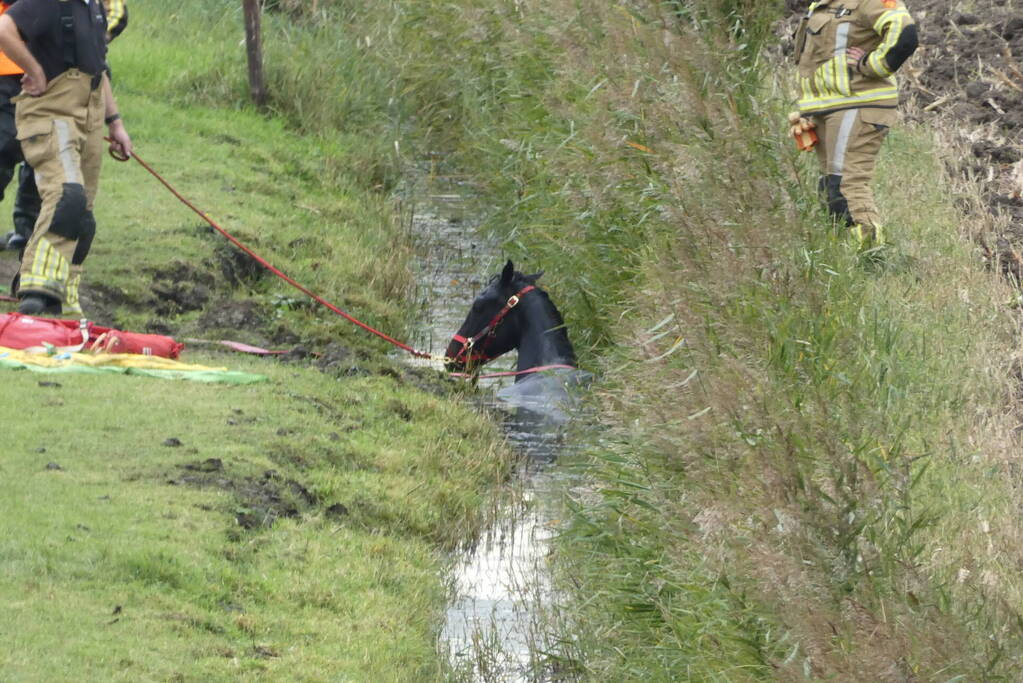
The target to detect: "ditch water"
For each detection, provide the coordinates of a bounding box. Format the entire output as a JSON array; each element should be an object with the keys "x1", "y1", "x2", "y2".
[{"x1": 402, "y1": 177, "x2": 579, "y2": 681}]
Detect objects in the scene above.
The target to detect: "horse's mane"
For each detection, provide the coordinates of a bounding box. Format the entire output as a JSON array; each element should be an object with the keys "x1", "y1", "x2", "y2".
[{"x1": 507, "y1": 271, "x2": 576, "y2": 366}]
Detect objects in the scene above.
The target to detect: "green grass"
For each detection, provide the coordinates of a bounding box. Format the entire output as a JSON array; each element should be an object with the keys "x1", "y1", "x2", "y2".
[{"x1": 0, "y1": 353, "x2": 507, "y2": 681}]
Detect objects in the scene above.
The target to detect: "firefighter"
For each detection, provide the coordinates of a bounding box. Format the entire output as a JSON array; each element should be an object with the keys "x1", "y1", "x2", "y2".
[
  {"x1": 793, "y1": 0, "x2": 919, "y2": 251},
  {"x1": 0, "y1": 0, "x2": 131, "y2": 317},
  {"x1": 3, "y1": 0, "x2": 126, "y2": 259}
]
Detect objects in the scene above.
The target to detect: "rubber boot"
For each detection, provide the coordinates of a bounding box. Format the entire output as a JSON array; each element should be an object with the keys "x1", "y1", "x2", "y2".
[
  {"x1": 3, "y1": 230, "x2": 24, "y2": 251},
  {"x1": 18, "y1": 292, "x2": 61, "y2": 316}
]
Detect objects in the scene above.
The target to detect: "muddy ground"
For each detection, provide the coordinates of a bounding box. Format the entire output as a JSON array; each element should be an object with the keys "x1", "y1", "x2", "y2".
[{"x1": 908, "y1": 0, "x2": 1023, "y2": 251}]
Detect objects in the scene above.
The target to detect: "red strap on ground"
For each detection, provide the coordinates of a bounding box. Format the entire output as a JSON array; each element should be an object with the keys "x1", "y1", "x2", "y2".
[{"x1": 110, "y1": 143, "x2": 433, "y2": 359}]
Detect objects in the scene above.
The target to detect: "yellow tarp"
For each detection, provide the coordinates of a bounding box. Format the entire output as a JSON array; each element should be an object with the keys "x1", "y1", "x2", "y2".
[{"x1": 0, "y1": 346, "x2": 268, "y2": 384}]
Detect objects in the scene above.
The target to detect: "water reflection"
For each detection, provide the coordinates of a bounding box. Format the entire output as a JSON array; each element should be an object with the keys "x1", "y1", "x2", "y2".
[
  {"x1": 404, "y1": 177, "x2": 576, "y2": 681},
  {"x1": 442, "y1": 404, "x2": 573, "y2": 682}
]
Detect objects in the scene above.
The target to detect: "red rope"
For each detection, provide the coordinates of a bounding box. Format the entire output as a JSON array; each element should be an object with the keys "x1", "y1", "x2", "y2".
[
  {"x1": 449, "y1": 363, "x2": 577, "y2": 380},
  {"x1": 113, "y1": 144, "x2": 433, "y2": 359}
]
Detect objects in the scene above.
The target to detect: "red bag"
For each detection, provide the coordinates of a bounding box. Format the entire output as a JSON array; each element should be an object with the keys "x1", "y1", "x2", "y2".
[{"x1": 0, "y1": 313, "x2": 184, "y2": 359}]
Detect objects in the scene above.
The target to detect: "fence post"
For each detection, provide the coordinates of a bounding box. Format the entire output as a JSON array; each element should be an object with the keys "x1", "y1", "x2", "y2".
[{"x1": 242, "y1": 0, "x2": 268, "y2": 107}]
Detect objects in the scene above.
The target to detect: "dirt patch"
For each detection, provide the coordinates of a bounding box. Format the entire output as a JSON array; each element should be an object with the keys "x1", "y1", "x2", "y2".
[
  {"x1": 167, "y1": 459, "x2": 330, "y2": 531},
  {"x1": 197, "y1": 299, "x2": 268, "y2": 333},
  {"x1": 209, "y1": 240, "x2": 267, "y2": 287},
  {"x1": 147, "y1": 261, "x2": 215, "y2": 316},
  {"x1": 904, "y1": 0, "x2": 1023, "y2": 257},
  {"x1": 83, "y1": 283, "x2": 137, "y2": 326},
  {"x1": 314, "y1": 342, "x2": 354, "y2": 371}
]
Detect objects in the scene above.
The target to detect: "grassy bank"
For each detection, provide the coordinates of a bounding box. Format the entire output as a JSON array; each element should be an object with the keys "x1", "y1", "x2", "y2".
[
  {"x1": 1, "y1": 2, "x2": 512, "y2": 680},
  {"x1": 1, "y1": 358, "x2": 505, "y2": 680}
]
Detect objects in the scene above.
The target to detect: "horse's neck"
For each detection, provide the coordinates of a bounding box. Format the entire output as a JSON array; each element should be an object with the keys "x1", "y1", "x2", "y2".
[{"x1": 515, "y1": 294, "x2": 575, "y2": 372}]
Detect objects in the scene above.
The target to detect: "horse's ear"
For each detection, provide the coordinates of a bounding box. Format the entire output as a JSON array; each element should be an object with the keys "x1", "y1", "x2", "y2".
[
  {"x1": 524, "y1": 270, "x2": 544, "y2": 284},
  {"x1": 500, "y1": 260, "x2": 515, "y2": 286}
]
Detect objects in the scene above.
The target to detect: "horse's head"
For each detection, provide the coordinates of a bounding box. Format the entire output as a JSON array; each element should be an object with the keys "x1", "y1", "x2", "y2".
[{"x1": 445, "y1": 260, "x2": 543, "y2": 373}]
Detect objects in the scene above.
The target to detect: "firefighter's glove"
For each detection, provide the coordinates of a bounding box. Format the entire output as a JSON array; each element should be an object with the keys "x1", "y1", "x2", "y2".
[
  {"x1": 788, "y1": 111, "x2": 818, "y2": 151},
  {"x1": 787, "y1": 111, "x2": 816, "y2": 138}
]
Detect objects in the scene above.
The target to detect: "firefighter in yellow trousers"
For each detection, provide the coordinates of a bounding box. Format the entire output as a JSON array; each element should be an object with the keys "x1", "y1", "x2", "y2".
[
  {"x1": 0, "y1": 0, "x2": 131, "y2": 317},
  {"x1": 793, "y1": 0, "x2": 918, "y2": 251}
]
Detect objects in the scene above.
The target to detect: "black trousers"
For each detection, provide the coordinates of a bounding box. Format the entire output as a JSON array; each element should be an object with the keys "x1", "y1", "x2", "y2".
[{"x1": 0, "y1": 74, "x2": 42, "y2": 244}]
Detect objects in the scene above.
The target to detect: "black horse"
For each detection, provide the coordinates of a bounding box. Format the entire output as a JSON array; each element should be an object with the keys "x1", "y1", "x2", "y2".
[{"x1": 445, "y1": 260, "x2": 589, "y2": 420}]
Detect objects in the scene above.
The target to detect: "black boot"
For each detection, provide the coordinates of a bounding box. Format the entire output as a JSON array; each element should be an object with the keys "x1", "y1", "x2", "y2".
[
  {"x1": 17, "y1": 292, "x2": 61, "y2": 316},
  {"x1": 2, "y1": 230, "x2": 24, "y2": 251}
]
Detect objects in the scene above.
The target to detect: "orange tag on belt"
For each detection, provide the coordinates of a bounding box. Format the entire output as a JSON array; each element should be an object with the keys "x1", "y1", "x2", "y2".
[
  {"x1": 882, "y1": 0, "x2": 897, "y2": 7},
  {"x1": 795, "y1": 128, "x2": 818, "y2": 151}
]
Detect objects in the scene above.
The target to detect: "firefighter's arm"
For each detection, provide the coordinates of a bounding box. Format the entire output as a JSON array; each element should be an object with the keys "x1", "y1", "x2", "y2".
[
  {"x1": 105, "y1": 0, "x2": 127, "y2": 42},
  {"x1": 101, "y1": 73, "x2": 132, "y2": 158},
  {"x1": 855, "y1": 1, "x2": 918, "y2": 79},
  {"x1": 0, "y1": 14, "x2": 44, "y2": 94}
]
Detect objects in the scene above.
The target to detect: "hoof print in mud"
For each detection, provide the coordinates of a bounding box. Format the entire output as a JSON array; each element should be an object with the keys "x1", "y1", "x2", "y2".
[
  {"x1": 183, "y1": 458, "x2": 224, "y2": 473},
  {"x1": 211, "y1": 241, "x2": 266, "y2": 286},
  {"x1": 315, "y1": 342, "x2": 353, "y2": 371},
  {"x1": 325, "y1": 502, "x2": 349, "y2": 519},
  {"x1": 147, "y1": 262, "x2": 215, "y2": 315},
  {"x1": 388, "y1": 400, "x2": 413, "y2": 421},
  {"x1": 198, "y1": 300, "x2": 268, "y2": 334},
  {"x1": 278, "y1": 345, "x2": 310, "y2": 362}
]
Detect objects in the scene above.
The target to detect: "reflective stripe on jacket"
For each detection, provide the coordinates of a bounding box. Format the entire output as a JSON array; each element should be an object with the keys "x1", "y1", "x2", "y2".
[
  {"x1": 0, "y1": 2, "x2": 25, "y2": 76},
  {"x1": 104, "y1": 0, "x2": 127, "y2": 40},
  {"x1": 794, "y1": 0, "x2": 917, "y2": 115}
]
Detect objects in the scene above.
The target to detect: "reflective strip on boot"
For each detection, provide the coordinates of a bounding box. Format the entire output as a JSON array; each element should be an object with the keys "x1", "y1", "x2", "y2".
[
  {"x1": 21, "y1": 237, "x2": 69, "y2": 296},
  {"x1": 850, "y1": 224, "x2": 875, "y2": 251},
  {"x1": 64, "y1": 272, "x2": 83, "y2": 316},
  {"x1": 850, "y1": 224, "x2": 886, "y2": 252}
]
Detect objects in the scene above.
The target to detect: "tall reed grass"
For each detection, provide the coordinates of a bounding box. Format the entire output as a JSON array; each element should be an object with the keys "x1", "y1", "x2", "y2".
[{"x1": 414, "y1": 1, "x2": 1023, "y2": 678}]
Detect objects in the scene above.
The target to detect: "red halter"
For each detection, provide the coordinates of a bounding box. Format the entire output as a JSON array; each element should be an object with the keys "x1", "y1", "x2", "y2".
[{"x1": 450, "y1": 285, "x2": 535, "y2": 365}]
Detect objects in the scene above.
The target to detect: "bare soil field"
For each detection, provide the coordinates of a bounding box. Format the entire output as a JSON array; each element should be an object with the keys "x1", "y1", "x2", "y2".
[{"x1": 908, "y1": 0, "x2": 1023, "y2": 241}]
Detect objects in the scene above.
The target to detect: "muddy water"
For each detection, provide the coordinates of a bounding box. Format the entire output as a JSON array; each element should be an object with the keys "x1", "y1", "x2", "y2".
[{"x1": 403, "y1": 180, "x2": 574, "y2": 681}]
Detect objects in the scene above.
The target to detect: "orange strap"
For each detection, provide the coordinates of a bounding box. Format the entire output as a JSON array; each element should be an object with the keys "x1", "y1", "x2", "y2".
[{"x1": 0, "y1": 3, "x2": 24, "y2": 76}]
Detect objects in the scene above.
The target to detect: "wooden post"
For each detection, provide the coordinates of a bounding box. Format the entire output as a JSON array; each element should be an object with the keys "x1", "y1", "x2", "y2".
[{"x1": 242, "y1": 0, "x2": 267, "y2": 107}]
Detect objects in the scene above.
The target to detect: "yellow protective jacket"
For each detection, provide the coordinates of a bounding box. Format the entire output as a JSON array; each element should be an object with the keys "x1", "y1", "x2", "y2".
[{"x1": 795, "y1": 0, "x2": 918, "y2": 115}]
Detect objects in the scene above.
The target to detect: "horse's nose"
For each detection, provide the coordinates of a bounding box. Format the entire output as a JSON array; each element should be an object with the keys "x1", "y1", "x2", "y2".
[{"x1": 444, "y1": 338, "x2": 466, "y2": 372}]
